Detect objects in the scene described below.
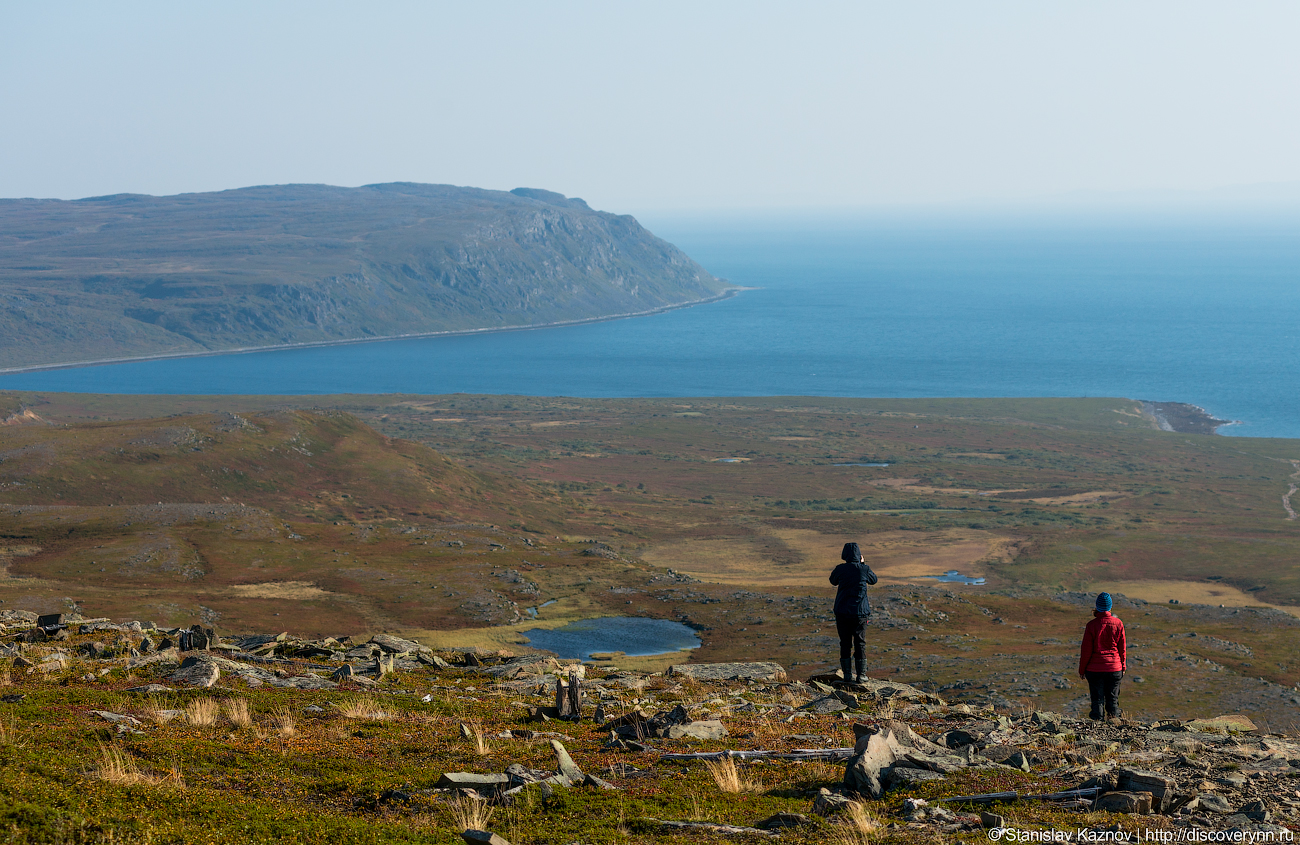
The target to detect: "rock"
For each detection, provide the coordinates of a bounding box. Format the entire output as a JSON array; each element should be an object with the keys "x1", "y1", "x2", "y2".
[
  {"x1": 167, "y1": 658, "x2": 220, "y2": 688},
  {"x1": 550, "y1": 739, "x2": 583, "y2": 781},
  {"x1": 812, "y1": 788, "x2": 855, "y2": 816},
  {"x1": 665, "y1": 721, "x2": 728, "y2": 740},
  {"x1": 981, "y1": 812, "x2": 1007, "y2": 829},
  {"x1": 1, "y1": 694, "x2": 26, "y2": 703},
  {"x1": 370, "y1": 633, "x2": 431, "y2": 655},
  {"x1": 331, "y1": 664, "x2": 355, "y2": 681},
  {"x1": 851, "y1": 678, "x2": 945, "y2": 705},
  {"x1": 12, "y1": 656, "x2": 34, "y2": 668},
  {"x1": 125, "y1": 684, "x2": 173, "y2": 694},
  {"x1": 1031, "y1": 711, "x2": 1064, "y2": 733},
  {"x1": 1239, "y1": 799, "x2": 1270, "y2": 822},
  {"x1": 1093, "y1": 791, "x2": 1152, "y2": 814},
  {"x1": 36, "y1": 613, "x2": 65, "y2": 628},
  {"x1": 1183, "y1": 715, "x2": 1257, "y2": 734},
  {"x1": 459, "y1": 723, "x2": 474, "y2": 739},
  {"x1": 668, "y1": 662, "x2": 787, "y2": 682},
  {"x1": 91, "y1": 710, "x2": 142, "y2": 726},
  {"x1": 902, "y1": 798, "x2": 928, "y2": 813},
  {"x1": 1003, "y1": 751, "x2": 1031, "y2": 772},
  {"x1": 800, "y1": 696, "x2": 848, "y2": 714},
  {"x1": 935, "y1": 729, "x2": 983, "y2": 749},
  {"x1": 437, "y1": 772, "x2": 511, "y2": 789},
  {"x1": 843, "y1": 725, "x2": 904, "y2": 798},
  {"x1": 582, "y1": 773, "x2": 618, "y2": 790},
  {"x1": 885, "y1": 766, "x2": 946, "y2": 786},
  {"x1": 1117, "y1": 768, "x2": 1178, "y2": 811},
  {"x1": 419, "y1": 653, "x2": 452, "y2": 669},
  {"x1": 755, "y1": 812, "x2": 809, "y2": 830},
  {"x1": 461, "y1": 831, "x2": 511, "y2": 845},
  {"x1": 1198, "y1": 794, "x2": 1232, "y2": 813}
]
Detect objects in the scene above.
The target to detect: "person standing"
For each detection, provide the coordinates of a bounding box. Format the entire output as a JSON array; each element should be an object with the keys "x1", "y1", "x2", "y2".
[
  {"x1": 829, "y1": 542, "x2": 878, "y2": 685},
  {"x1": 1079, "y1": 592, "x2": 1127, "y2": 720}
]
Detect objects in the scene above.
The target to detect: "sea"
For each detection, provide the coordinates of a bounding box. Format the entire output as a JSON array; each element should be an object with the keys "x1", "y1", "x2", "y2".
[{"x1": 3, "y1": 208, "x2": 1299, "y2": 439}]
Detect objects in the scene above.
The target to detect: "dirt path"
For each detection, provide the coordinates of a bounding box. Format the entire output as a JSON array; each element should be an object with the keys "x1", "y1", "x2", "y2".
[{"x1": 1284, "y1": 460, "x2": 1300, "y2": 521}]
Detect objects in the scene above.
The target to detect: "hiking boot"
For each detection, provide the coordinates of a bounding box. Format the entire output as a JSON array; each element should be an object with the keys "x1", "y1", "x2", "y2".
[
  {"x1": 854, "y1": 658, "x2": 867, "y2": 684},
  {"x1": 839, "y1": 658, "x2": 853, "y2": 685},
  {"x1": 1088, "y1": 711, "x2": 1103, "y2": 721}
]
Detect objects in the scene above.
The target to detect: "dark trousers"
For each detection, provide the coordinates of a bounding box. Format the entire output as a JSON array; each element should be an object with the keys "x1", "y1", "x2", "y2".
[
  {"x1": 835, "y1": 614, "x2": 869, "y2": 661},
  {"x1": 1085, "y1": 670, "x2": 1123, "y2": 718}
]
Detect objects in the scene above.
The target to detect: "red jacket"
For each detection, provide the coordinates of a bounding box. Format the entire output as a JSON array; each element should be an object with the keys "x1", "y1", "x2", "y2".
[{"x1": 1079, "y1": 611, "x2": 1126, "y2": 673}]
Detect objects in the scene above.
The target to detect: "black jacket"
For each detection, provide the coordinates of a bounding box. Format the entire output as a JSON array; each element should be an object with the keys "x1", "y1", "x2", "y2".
[{"x1": 830, "y1": 561, "x2": 878, "y2": 617}]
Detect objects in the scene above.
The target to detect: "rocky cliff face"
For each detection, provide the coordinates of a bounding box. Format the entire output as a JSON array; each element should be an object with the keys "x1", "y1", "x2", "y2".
[{"x1": 0, "y1": 183, "x2": 728, "y2": 368}]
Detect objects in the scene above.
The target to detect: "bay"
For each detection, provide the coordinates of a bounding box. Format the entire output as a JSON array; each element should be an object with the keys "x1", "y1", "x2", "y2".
[{"x1": 3, "y1": 209, "x2": 1298, "y2": 438}]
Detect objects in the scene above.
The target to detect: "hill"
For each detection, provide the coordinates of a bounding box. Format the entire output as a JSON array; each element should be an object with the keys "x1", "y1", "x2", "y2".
[{"x1": 0, "y1": 183, "x2": 729, "y2": 369}]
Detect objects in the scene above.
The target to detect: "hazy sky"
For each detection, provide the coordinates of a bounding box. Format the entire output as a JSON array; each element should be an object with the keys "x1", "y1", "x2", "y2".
[{"x1": 3, "y1": 2, "x2": 1299, "y2": 213}]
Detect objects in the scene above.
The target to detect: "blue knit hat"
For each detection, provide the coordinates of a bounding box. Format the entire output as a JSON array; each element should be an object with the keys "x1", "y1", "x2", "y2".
[{"x1": 1095, "y1": 592, "x2": 1113, "y2": 612}]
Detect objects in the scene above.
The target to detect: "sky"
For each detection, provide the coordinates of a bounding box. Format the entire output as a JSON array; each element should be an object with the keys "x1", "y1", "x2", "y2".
[{"x1": 3, "y1": 2, "x2": 1300, "y2": 215}]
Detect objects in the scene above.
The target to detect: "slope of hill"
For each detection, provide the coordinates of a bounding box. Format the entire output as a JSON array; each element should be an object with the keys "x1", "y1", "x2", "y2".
[{"x1": 0, "y1": 183, "x2": 729, "y2": 369}]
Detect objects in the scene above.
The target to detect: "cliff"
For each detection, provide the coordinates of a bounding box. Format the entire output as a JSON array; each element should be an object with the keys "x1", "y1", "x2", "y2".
[{"x1": 0, "y1": 183, "x2": 728, "y2": 369}]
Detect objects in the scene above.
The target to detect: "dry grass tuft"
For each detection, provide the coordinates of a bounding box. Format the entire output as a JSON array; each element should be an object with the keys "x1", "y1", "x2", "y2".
[
  {"x1": 93, "y1": 745, "x2": 184, "y2": 788},
  {"x1": 0, "y1": 669, "x2": 11, "y2": 687},
  {"x1": 184, "y1": 698, "x2": 221, "y2": 727},
  {"x1": 335, "y1": 696, "x2": 393, "y2": 721},
  {"x1": 222, "y1": 698, "x2": 252, "y2": 728},
  {"x1": 449, "y1": 794, "x2": 493, "y2": 831},
  {"x1": 829, "y1": 801, "x2": 879, "y2": 845},
  {"x1": 704, "y1": 756, "x2": 762, "y2": 793},
  {"x1": 271, "y1": 707, "x2": 296, "y2": 738},
  {"x1": 0, "y1": 713, "x2": 22, "y2": 747},
  {"x1": 468, "y1": 721, "x2": 491, "y2": 756}
]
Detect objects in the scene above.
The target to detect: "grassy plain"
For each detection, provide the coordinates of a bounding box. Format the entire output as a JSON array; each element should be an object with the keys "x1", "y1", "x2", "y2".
[{"x1": 3, "y1": 391, "x2": 1300, "y2": 725}]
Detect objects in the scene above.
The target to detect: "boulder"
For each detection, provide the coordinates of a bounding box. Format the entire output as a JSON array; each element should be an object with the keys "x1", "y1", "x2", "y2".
[
  {"x1": 1094, "y1": 791, "x2": 1152, "y2": 814},
  {"x1": 981, "y1": 812, "x2": 1007, "y2": 829},
  {"x1": 668, "y1": 662, "x2": 786, "y2": 682},
  {"x1": 935, "y1": 729, "x2": 983, "y2": 749},
  {"x1": 1239, "y1": 799, "x2": 1270, "y2": 823},
  {"x1": 886, "y1": 766, "x2": 946, "y2": 787},
  {"x1": 800, "y1": 696, "x2": 848, "y2": 714},
  {"x1": 1197, "y1": 794, "x2": 1232, "y2": 814},
  {"x1": 843, "y1": 725, "x2": 905, "y2": 798},
  {"x1": 755, "y1": 812, "x2": 809, "y2": 830}
]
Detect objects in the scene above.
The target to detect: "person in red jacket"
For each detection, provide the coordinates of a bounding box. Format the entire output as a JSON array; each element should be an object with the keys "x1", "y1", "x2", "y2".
[{"x1": 1079, "y1": 592, "x2": 1127, "y2": 720}]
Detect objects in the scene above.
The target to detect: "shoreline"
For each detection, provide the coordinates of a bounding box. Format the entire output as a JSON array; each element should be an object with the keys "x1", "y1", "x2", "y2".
[
  {"x1": 1141, "y1": 400, "x2": 1240, "y2": 436},
  {"x1": 0, "y1": 286, "x2": 750, "y2": 376}
]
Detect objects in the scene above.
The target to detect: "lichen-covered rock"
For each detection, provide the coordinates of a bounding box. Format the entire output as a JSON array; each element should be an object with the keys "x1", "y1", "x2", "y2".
[{"x1": 668, "y1": 662, "x2": 787, "y2": 682}]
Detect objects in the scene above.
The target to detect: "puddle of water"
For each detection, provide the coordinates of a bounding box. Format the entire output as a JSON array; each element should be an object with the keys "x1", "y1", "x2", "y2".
[
  {"x1": 526, "y1": 599, "x2": 559, "y2": 618},
  {"x1": 921, "y1": 570, "x2": 986, "y2": 585},
  {"x1": 717, "y1": 458, "x2": 743, "y2": 463},
  {"x1": 520, "y1": 616, "x2": 701, "y2": 661},
  {"x1": 834, "y1": 462, "x2": 890, "y2": 467}
]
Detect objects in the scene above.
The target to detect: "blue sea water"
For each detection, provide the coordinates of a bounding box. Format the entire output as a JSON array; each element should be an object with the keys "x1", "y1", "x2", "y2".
[{"x1": 3, "y1": 209, "x2": 1299, "y2": 438}]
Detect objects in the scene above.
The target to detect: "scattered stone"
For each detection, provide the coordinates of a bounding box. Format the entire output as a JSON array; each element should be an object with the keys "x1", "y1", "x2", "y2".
[
  {"x1": 1239, "y1": 799, "x2": 1271, "y2": 822},
  {"x1": 665, "y1": 721, "x2": 728, "y2": 740},
  {"x1": 459, "y1": 723, "x2": 474, "y2": 739},
  {"x1": 461, "y1": 831, "x2": 511, "y2": 845},
  {"x1": 91, "y1": 710, "x2": 142, "y2": 726},
  {"x1": 1, "y1": 694, "x2": 26, "y2": 703},
  {"x1": 125, "y1": 684, "x2": 173, "y2": 694},
  {"x1": 1198, "y1": 794, "x2": 1232, "y2": 813},
  {"x1": 1093, "y1": 791, "x2": 1153, "y2": 814},
  {"x1": 167, "y1": 657, "x2": 220, "y2": 688},
  {"x1": 981, "y1": 812, "x2": 1007, "y2": 829},
  {"x1": 582, "y1": 773, "x2": 618, "y2": 790},
  {"x1": 813, "y1": 788, "x2": 856, "y2": 816},
  {"x1": 755, "y1": 812, "x2": 809, "y2": 830}
]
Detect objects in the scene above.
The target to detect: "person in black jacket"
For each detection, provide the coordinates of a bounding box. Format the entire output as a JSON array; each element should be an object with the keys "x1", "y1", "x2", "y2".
[{"x1": 829, "y1": 542, "x2": 878, "y2": 685}]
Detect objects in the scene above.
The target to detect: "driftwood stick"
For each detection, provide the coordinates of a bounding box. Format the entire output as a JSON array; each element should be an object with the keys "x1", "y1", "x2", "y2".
[
  {"x1": 660, "y1": 748, "x2": 855, "y2": 763},
  {"x1": 644, "y1": 819, "x2": 778, "y2": 837},
  {"x1": 941, "y1": 787, "x2": 1102, "y2": 804}
]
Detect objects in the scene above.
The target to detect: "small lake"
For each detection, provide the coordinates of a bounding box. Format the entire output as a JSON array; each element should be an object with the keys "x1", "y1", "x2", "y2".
[
  {"x1": 922, "y1": 570, "x2": 987, "y2": 585},
  {"x1": 520, "y1": 616, "x2": 701, "y2": 661}
]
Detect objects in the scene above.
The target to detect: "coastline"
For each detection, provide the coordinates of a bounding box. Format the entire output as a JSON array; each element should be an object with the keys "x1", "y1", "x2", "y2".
[
  {"x1": 0, "y1": 286, "x2": 749, "y2": 375},
  {"x1": 1141, "y1": 400, "x2": 1239, "y2": 435}
]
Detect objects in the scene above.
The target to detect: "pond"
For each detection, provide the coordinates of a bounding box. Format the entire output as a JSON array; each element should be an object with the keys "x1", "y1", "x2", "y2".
[
  {"x1": 520, "y1": 616, "x2": 701, "y2": 661},
  {"x1": 921, "y1": 570, "x2": 986, "y2": 585}
]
